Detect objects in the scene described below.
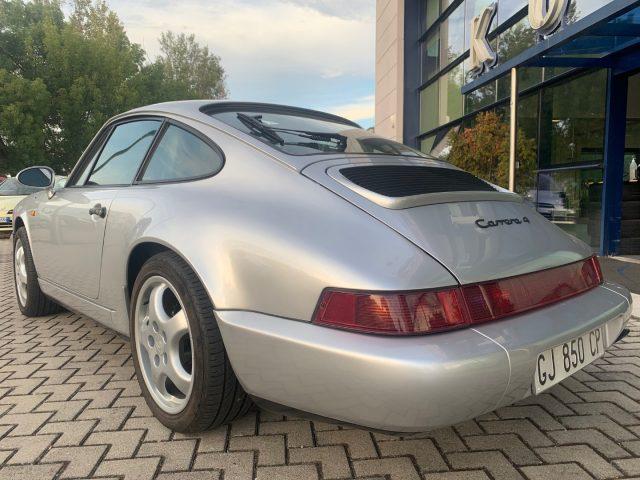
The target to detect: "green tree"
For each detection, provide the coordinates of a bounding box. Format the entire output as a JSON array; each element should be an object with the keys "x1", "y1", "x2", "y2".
[
  {"x1": 157, "y1": 31, "x2": 227, "y2": 99},
  {"x1": 0, "y1": 0, "x2": 228, "y2": 174},
  {"x1": 446, "y1": 110, "x2": 537, "y2": 193},
  {"x1": 0, "y1": 71, "x2": 51, "y2": 172}
]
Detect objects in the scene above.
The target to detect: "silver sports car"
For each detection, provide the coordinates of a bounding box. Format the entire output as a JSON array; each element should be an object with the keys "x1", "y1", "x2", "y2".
[{"x1": 12, "y1": 101, "x2": 633, "y2": 433}]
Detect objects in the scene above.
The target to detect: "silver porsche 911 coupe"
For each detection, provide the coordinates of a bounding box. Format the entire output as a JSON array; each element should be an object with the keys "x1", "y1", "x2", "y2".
[{"x1": 12, "y1": 101, "x2": 633, "y2": 433}]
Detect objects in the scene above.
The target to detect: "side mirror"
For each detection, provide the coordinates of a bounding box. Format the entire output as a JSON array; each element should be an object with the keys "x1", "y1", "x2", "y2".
[{"x1": 16, "y1": 166, "x2": 55, "y2": 189}]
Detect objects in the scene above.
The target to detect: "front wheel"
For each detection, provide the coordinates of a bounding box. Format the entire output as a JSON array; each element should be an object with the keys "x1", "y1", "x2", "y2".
[
  {"x1": 13, "y1": 227, "x2": 62, "y2": 317},
  {"x1": 130, "y1": 251, "x2": 252, "y2": 432}
]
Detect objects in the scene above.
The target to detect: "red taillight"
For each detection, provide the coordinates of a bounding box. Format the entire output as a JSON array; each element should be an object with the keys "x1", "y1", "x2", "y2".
[
  {"x1": 312, "y1": 256, "x2": 603, "y2": 335},
  {"x1": 461, "y1": 256, "x2": 603, "y2": 323},
  {"x1": 313, "y1": 288, "x2": 470, "y2": 335}
]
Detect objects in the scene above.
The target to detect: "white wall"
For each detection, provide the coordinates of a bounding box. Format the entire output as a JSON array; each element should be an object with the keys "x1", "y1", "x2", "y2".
[{"x1": 375, "y1": 0, "x2": 404, "y2": 141}]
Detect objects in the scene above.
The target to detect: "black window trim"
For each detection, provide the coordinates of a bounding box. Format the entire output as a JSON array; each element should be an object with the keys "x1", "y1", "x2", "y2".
[
  {"x1": 201, "y1": 102, "x2": 361, "y2": 128},
  {"x1": 65, "y1": 115, "x2": 165, "y2": 189},
  {"x1": 133, "y1": 117, "x2": 226, "y2": 186}
]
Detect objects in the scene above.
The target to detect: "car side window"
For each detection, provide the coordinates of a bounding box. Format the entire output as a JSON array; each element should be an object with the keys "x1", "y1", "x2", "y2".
[
  {"x1": 85, "y1": 120, "x2": 161, "y2": 186},
  {"x1": 140, "y1": 124, "x2": 223, "y2": 183}
]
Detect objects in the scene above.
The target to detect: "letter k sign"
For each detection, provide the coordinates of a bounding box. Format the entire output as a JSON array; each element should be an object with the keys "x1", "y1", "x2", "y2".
[{"x1": 469, "y1": 3, "x2": 497, "y2": 76}]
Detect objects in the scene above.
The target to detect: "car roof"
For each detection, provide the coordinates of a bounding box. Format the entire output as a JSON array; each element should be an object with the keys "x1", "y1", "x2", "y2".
[{"x1": 122, "y1": 100, "x2": 359, "y2": 127}]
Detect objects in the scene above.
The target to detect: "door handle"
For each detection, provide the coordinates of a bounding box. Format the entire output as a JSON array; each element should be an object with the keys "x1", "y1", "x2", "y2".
[{"x1": 89, "y1": 203, "x2": 107, "y2": 218}]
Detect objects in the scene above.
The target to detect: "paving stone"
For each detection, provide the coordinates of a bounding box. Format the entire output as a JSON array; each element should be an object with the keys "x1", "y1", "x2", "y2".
[
  {"x1": 156, "y1": 472, "x2": 220, "y2": 480},
  {"x1": 548, "y1": 428, "x2": 631, "y2": 459},
  {"x1": 193, "y1": 451, "x2": 254, "y2": 480},
  {"x1": 316, "y1": 429, "x2": 377, "y2": 458},
  {"x1": 479, "y1": 419, "x2": 554, "y2": 447},
  {"x1": 447, "y1": 451, "x2": 524, "y2": 480},
  {"x1": 520, "y1": 463, "x2": 595, "y2": 480},
  {"x1": 353, "y1": 457, "x2": 421, "y2": 480},
  {"x1": 40, "y1": 444, "x2": 107, "y2": 478},
  {"x1": 0, "y1": 463, "x2": 63, "y2": 480},
  {"x1": 424, "y1": 472, "x2": 491, "y2": 480},
  {"x1": 93, "y1": 457, "x2": 162, "y2": 480},
  {"x1": 85, "y1": 429, "x2": 146, "y2": 459},
  {"x1": 230, "y1": 411, "x2": 257, "y2": 436},
  {"x1": 463, "y1": 434, "x2": 540, "y2": 465},
  {"x1": 378, "y1": 438, "x2": 448, "y2": 472},
  {"x1": 256, "y1": 464, "x2": 319, "y2": 479},
  {"x1": 39, "y1": 419, "x2": 96, "y2": 446},
  {"x1": 0, "y1": 237, "x2": 640, "y2": 480},
  {"x1": 535, "y1": 445, "x2": 621, "y2": 479},
  {"x1": 288, "y1": 445, "x2": 351, "y2": 479},
  {"x1": 259, "y1": 419, "x2": 313, "y2": 447},
  {"x1": 137, "y1": 439, "x2": 197, "y2": 471},
  {"x1": 228, "y1": 434, "x2": 285, "y2": 466},
  {"x1": 0, "y1": 433, "x2": 57, "y2": 464}
]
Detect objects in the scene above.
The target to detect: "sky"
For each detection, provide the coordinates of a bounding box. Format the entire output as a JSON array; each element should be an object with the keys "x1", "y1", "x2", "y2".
[{"x1": 107, "y1": 0, "x2": 376, "y2": 128}]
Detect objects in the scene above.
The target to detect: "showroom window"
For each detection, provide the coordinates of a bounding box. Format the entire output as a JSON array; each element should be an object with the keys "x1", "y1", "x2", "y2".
[
  {"x1": 438, "y1": 63, "x2": 464, "y2": 125},
  {"x1": 140, "y1": 125, "x2": 224, "y2": 183},
  {"x1": 420, "y1": 81, "x2": 439, "y2": 133},
  {"x1": 497, "y1": 17, "x2": 536, "y2": 63},
  {"x1": 424, "y1": 0, "x2": 440, "y2": 30},
  {"x1": 538, "y1": 70, "x2": 607, "y2": 167},
  {"x1": 439, "y1": 2, "x2": 466, "y2": 67},
  {"x1": 516, "y1": 93, "x2": 539, "y2": 195},
  {"x1": 497, "y1": 0, "x2": 527, "y2": 24},
  {"x1": 422, "y1": 30, "x2": 440, "y2": 82},
  {"x1": 534, "y1": 168, "x2": 603, "y2": 249}
]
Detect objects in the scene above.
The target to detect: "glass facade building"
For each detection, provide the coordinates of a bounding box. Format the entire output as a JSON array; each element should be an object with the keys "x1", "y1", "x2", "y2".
[{"x1": 391, "y1": 0, "x2": 640, "y2": 255}]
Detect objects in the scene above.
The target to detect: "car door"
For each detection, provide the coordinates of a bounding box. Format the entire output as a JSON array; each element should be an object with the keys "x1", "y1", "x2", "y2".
[{"x1": 30, "y1": 118, "x2": 162, "y2": 299}]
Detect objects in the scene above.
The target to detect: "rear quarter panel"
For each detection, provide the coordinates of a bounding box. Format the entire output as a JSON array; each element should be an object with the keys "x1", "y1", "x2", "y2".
[{"x1": 99, "y1": 118, "x2": 457, "y2": 334}]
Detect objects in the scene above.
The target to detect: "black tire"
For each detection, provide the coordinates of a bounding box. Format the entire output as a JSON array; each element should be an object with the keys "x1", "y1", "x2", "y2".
[
  {"x1": 130, "y1": 251, "x2": 252, "y2": 432},
  {"x1": 13, "y1": 227, "x2": 63, "y2": 317}
]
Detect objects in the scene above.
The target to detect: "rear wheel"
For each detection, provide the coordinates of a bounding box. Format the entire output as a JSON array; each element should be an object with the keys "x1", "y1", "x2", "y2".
[
  {"x1": 130, "y1": 251, "x2": 251, "y2": 432},
  {"x1": 13, "y1": 227, "x2": 62, "y2": 317}
]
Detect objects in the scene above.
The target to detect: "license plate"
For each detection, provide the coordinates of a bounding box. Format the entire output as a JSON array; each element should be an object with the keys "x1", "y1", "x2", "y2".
[
  {"x1": 0, "y1": 217, "x2": 10, "y2": 224},
  {"x1": 534, "y1": 327, "x2": 605, "y2": 394}
]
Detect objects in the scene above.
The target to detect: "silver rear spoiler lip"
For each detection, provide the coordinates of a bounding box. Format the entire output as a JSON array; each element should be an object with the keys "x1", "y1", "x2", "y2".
[{"x1": 326, "y1": 165, "x2": 523, "y2": 210}]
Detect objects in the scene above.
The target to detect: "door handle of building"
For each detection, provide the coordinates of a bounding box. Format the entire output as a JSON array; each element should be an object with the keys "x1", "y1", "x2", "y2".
[{"x1": 89, "y1": 203, "x2": 107, "y2": 218}]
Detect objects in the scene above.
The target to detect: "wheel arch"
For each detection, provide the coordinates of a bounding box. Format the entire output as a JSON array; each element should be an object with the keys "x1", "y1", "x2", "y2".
[
  {"x1": 13, "y1": 215, "x2": 25, "y2": 232},
  {"x1": 126, "y1": 239, "x2": 216, "y2": 315}
]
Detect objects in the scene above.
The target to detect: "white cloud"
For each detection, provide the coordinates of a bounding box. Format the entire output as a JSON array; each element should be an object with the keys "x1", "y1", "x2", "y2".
[
  {"x1": 280, "y1": 0, "x2": 375, "y2": 20},
  {"x1": 109, "y1": 0, "x2": 375, "y2": 111},
  {"x1": 327, "y1": 95, "x2": 375, "y2": 123}
]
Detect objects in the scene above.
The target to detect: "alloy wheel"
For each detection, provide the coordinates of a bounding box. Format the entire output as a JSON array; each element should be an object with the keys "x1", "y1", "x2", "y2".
[
  {"x1": 135, "y1": 276, "x2": 193, "y2": 414},
  {"x1": 14, "y1": 239, "x2": 28, "y2": 306}
]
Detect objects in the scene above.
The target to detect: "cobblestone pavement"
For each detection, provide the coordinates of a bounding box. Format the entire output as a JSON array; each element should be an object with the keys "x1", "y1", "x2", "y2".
[{"x1": 1, "y1": 238, "x2": 640, "y2": 480}]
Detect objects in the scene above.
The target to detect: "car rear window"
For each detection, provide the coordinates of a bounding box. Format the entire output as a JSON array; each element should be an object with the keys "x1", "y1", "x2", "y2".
[{"x1": 205, "y1": 104, "x2": 426, "y2": 158}]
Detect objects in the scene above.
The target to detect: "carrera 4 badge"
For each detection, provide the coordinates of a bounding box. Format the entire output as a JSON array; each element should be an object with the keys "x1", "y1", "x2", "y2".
[{"x1": 475, "y1": 216, "x2": 530, "y2": 229}]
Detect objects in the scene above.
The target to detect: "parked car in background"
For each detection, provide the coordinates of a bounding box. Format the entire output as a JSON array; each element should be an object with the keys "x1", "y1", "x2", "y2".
[
  {"x1": 0, "y1": 175, "x2": 66, "y2": 233},
  {"x1": 11, "y1": 101, "x2": 633, "y2": 433}
]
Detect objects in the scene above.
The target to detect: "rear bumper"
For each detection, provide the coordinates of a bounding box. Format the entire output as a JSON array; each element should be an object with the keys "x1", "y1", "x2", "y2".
[{"x1": 216, "y1": 281, "x2": 632, "y2": 432}]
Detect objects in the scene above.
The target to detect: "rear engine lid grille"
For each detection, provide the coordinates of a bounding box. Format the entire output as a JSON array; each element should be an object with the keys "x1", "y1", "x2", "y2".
[{"x1": 339, "y1": 165, "x2": 496, "y2": 198}]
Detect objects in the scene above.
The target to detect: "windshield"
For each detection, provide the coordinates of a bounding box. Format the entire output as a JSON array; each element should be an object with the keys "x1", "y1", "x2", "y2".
[{"x1": 208, "y1": 108, "x2": 427, "y2": 157}]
